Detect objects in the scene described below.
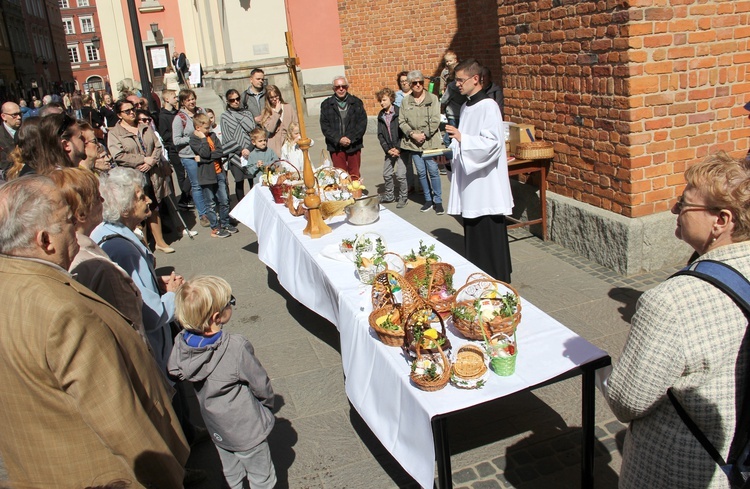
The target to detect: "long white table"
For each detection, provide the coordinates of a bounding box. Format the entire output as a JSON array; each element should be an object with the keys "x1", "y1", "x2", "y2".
[{"x1": 232, "y1": 187, "x2": 611, "y2": 489}]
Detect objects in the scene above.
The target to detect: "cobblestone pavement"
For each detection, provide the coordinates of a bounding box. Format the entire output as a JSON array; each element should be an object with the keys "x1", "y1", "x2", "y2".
[{"x1": 0, "y1": 92, "x2": 689, "y2": 488}]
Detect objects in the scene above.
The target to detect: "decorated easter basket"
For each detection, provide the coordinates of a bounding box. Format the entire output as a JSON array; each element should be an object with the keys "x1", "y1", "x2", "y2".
[
  {"x1": 402, "y1": 304, "x2": 452, "y2": 357},
  {"x1": 450, "y1": 273, "x2": 522, "y2": 340},
  {"x1": 368, "y1": 304, "x2": 405, "y2": 347},
  {"x1": 410, "y1": 341, "x2": 451, "y2": 392},
  {"x1": 450, "y1": 344, "x2": 489, "y2": 389},
  {"x1": 405, "y1": 261, "x2": 456, "y2": 316}
]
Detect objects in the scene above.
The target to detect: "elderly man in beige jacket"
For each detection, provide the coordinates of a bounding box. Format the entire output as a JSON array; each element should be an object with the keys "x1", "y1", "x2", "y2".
[{"x1": 0, "y1": 175, "x2": 189, "y2": 488}]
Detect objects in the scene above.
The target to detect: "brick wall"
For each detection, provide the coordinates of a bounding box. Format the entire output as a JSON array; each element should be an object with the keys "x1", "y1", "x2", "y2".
[
  {"x1": 500, "y1": 0, "x2": 750, "y2": 218},
  {"x1": 337, "y1": 0, "x2": 501, "y2": 115}
]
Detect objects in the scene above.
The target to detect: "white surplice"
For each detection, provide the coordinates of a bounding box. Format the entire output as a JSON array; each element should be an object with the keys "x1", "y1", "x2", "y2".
[{"x1": 446, "y1": 98, "x2": 513, "y2": 218}]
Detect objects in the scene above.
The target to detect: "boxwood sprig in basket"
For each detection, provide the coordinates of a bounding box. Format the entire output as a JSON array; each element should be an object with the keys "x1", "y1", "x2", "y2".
[
  {"x1": 355, "y1": 237, "x2": 386, "y2": 269},
  {"x1": 404, "y1": 240, "x2": 441, "y2": 263}
]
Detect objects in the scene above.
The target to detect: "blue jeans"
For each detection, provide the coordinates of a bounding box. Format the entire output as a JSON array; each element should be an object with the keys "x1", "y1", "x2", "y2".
[
  {"x1": 412, "y1": 152, "x2": 442, "y2": 204},
  {"x1": 201, "y1": 172, "x2": 230, "y2": 230},
  {"x1": 181, "y1": 157, "x2": 207, "y2": 217}
]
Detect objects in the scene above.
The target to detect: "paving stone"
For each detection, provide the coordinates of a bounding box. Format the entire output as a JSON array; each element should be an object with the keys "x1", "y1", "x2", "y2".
[
  {"x1": 534, "y1": 456, "x2": 564, "y2": 475},
  {"x1": 550, "y1": 434, "x2": 576, "y2": 452},
  {"x1": 605, "y1": 420, "x2": 626, "y2": 434},
  {"x1": 491, "y1": 455, "x2": 506, "y2": 471},
  {"x1": 471, "y1": 479, "x2": 502, "y2": 489},
  {"x1": 527, "y1": 443, "x2": 555, "y2": 459},
  {"x1": 594, "y1": 426, "x2": 608, "y2": 439},
  {"x1": 507, "y1": 449, "x2": 534, "y2": 465},
  {"x1": 475, "y1": 461, "x2": 498, "y2": 478},
  {"x1": 601, "y1": 436, "x2": 620, "y2": 454},
  {"x1": 514, "y1": 465, "x2": 540, "y2": 482},
  {"x1": 453, "y1": 467, "x2": 479, "y2": 484}
]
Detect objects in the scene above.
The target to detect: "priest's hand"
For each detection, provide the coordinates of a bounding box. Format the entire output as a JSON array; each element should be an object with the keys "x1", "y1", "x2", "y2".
[{"x1": 445, "y1": 125, "x2": 461, "y2": 142}]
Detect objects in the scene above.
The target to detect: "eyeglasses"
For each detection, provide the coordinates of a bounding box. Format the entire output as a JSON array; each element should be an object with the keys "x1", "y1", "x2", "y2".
[
  {"x1": 224, "y1": 295, "x2": 236, "y2": 309},
  {"x1": 399, "y1": 79, "x2": 409, "y2": 85},
  {"x1": 674, "y1": 195, "x2": 722, "y2": 213},
  {"x1": 334, "y1": 84, "x2": 348, "y2": 89},
  {"x1": 227, "y1": 97, "x2": 240, "y2": 103},
  {"x1": 57, "y1": 113, "x2": 76, "y2": 137},
  {"x1": 455, "y1": 76, "x2": 474, "y2": 84},
  {"x1": 120, "y1": 108, "x2": 135, "y2": 115},
  {"x1": 138, "y1": 117, "x2": 151, "y2": 123},
  {"x1": 2, "y1": 112, "x2": 21, "y2": 117},
  {"x1": 411, "y1": 80, "x2": 424, "y2": 86}
]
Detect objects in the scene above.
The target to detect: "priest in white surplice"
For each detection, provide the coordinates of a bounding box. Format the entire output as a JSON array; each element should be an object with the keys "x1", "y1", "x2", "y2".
[{"x1": 445, "y1": 58, "x2": 514, "y2": 283}]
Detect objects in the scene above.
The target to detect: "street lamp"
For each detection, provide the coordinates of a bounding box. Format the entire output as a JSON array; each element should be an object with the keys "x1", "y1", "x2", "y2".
[
  {"x1": 91, "y1": 36, "x2": 100, "y2": 50},
  {"x1": 150, "y1": 23, "x2": 159, "y2": 35}
]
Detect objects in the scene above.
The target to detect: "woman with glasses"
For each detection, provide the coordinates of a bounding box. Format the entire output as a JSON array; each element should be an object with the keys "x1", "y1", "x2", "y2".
[
  {"x1": 108, "y1": 99, "x2": 174, "y2": 253},
  {"x1": 259, "y1": 85, "x2": 298, "y2": 157},
  {"x1": 602, "y1": 152, "x2": 750, "y2": 489},
  {"x1": 220, "y1": 88, "x2": 256, "y2": 202},
  {"x1": 398, "y1": 70, "x2": 445, "y2": 214}
]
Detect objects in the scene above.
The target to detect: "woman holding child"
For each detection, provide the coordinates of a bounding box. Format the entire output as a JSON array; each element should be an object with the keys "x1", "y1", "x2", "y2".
[{"x1": 220, "y1": 88, "x2": 256, "y2": 203}]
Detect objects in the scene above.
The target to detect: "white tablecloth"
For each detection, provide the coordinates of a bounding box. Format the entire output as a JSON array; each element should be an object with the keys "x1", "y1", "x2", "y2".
[{"x1": 232, "y1": 187, "x2": 609, "y2": 488}]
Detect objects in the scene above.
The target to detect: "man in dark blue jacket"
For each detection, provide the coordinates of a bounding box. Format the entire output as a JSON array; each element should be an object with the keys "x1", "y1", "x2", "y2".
[{"x1": 319, "y1": 76, "x2": 367, "y2": 179}]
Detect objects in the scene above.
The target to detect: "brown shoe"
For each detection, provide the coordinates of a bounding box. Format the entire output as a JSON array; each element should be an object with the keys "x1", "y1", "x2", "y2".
[{"x1": 199, "y1": 215, "x2": 210, "y2": 227}]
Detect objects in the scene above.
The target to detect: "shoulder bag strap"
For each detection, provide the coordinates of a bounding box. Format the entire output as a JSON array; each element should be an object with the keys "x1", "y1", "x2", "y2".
[{"x1": 667, "y1": 260, "x2": 750, "y2": 477}]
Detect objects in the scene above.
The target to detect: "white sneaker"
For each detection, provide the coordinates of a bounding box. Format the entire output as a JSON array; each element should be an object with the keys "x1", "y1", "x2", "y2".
[{"x1": 183, "y1": 229, "x2": 198, "y2": 237}]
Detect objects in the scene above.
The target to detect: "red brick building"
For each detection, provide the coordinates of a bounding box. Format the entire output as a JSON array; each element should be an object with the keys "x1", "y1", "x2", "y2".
[
  {"x1": 335, "y1": 0, "x2": 750, "y2": 274},
  {"x1": 60, "y1": 0, "x2": 108, "y2": 93}
]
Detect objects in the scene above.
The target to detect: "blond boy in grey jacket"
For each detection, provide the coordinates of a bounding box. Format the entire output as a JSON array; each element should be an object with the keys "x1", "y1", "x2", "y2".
[{"x1": 168, "y1": 276, "x2": 276, "y2": 489}]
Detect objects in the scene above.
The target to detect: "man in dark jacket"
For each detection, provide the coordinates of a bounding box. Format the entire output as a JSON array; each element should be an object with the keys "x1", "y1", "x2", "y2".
[
  {"x1": 0, "y1": 101, "x2": 21, "y2": 173},
  {"x1": 242, "y1": 68, "x2": 266, "y2": 123},
  {"x1": 319, "y1": 76, "x2": 367, "y2": 179}
]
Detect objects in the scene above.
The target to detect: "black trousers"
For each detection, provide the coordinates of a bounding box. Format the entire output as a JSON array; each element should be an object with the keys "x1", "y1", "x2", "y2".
[
  {"x1": 463, "y1": 214, "x2": 512, "y2": 283},
  {"x1": 168, "y1": 151, "x2": 190, "y2": 203}
]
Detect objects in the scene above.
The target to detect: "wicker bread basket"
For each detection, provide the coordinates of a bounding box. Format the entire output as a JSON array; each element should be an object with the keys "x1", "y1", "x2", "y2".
[
  {"x1": 516, "y1": 141, "x2": 554, "y2": 160},
  {"x1": 452, "y1": 344, "x2": 488, "y2": 380}
]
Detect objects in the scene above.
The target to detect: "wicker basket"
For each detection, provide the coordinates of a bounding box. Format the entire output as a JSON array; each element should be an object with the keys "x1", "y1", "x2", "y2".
[
  {"x1": 451, "y1": 273, "x2": 522, "y2": 340},
  {"x1": 263, "y1": 159, "x2": 301, "y2": 186},
  {"x1": 369, "y1": 305, "x2": 405, "y2": 346},
  {"x1": 371, "y1": 270, "x2": 425, "y2": 314},
  {"x1": 516, "y1": 141, "x2": 554, "y2": 160},
  {"x1": 402, "y1": 305, "x2": 452, "y2": 356},
  {"x1": 452, "y1": 344, "x2": 487, "y2": 380},
  {"x1": 405, "y1": 262, "x2": 456, "y2": 316},
  {"x1": 410, "y1": 342, "x2": 451, "y2": 392}
]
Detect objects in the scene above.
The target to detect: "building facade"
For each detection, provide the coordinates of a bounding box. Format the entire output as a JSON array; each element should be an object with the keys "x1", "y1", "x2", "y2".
[{"x1": 61, "y1": 0, "x2": 107, "y2": 93}]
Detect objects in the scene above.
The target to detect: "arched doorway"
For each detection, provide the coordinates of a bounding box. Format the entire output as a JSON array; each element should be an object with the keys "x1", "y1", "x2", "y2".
[{"x1": 84, "y1": 75, "x2": 104, "y2": 92}]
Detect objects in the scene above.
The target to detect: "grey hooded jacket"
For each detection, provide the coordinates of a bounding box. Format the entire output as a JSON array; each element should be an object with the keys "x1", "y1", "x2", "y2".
[{"x1": 168, "y1": 331, "x2": 275, "y2": 451}]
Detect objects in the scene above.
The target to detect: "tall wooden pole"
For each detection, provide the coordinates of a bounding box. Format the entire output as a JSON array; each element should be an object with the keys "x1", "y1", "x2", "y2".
[{"x1": 285, "y1": 31, "x2": 331, "y2": 238}]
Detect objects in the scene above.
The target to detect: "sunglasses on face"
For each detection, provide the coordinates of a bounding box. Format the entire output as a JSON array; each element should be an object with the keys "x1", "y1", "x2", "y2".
[
  {"x1": 57, "y1": 113, "x2": 76, "y2": 137},
  {"x1": 224, "y1": 295, "x2": 236, "y2": 309},
  {"x1": 138, "y1": 117, "x2": 151, "y2": 123},
  {"x1": 227, "y1": 97, "x2": 240, "y2": 103},
  {"x1": 674, "y1": 195, "x2": 722, "y2": 213},
  {"x1": 120, "y1": 108, "x2": 135, "y2": 115},
  {"x1": 411, "y1": 80, "x2": 424, "y2": 86},
  {"x1": 334, "y1": 84, "x2": 348, "y2": 89}
]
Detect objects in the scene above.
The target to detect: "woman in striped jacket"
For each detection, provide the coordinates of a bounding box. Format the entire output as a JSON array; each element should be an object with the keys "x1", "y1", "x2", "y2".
[{"x1": 220, "y1": 88, "x2": 256, "y2": 203}]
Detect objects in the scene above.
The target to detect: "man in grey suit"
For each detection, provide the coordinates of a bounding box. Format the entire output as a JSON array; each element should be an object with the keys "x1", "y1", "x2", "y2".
[{"x1": 0, "y1": 101, "x2": 21, "y2": 173}]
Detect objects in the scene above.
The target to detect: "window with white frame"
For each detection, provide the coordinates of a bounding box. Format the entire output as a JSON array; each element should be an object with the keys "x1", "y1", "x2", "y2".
[
  {"x1": 62, "y1": 18, "x2": 74, "y2": 35},
  {"x1": 79, "y1": 16, "x2": 94, "y2": 33},
  {"x1": 84, "y1": 43, "x2": 99, "y2": 62},
  {"x1": 67, "y1": 44, "x2": 79, "y2": 63},
  {"x1": 59, "y1": 0, "x2": 68, "y2": 8},
  {"x1": 77, "y1": 0, "x2": 89, "y2": 5}
]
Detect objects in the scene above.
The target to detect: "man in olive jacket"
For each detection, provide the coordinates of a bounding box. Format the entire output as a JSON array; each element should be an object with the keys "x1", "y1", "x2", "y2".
[
  {"x1": 319, "y1": 76, "x2": 368, "y2": 179},
  {"x1": 0, "y1": 175, "x2": 189, "y2": 488}
]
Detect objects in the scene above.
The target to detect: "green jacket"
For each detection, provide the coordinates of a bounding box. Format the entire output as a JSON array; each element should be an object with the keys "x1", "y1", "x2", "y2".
[{"x1": 398, "y1": 91, "x2": 444, "y2": 152}]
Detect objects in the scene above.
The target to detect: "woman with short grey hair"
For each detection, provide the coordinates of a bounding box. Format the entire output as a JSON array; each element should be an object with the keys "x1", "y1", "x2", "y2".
[
  {"x1": 399, "y1": 70, "x2": 445, "y2": 214},
  {"x1": 91, "y1": 167, "x2": 184, "y2": 374}
]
